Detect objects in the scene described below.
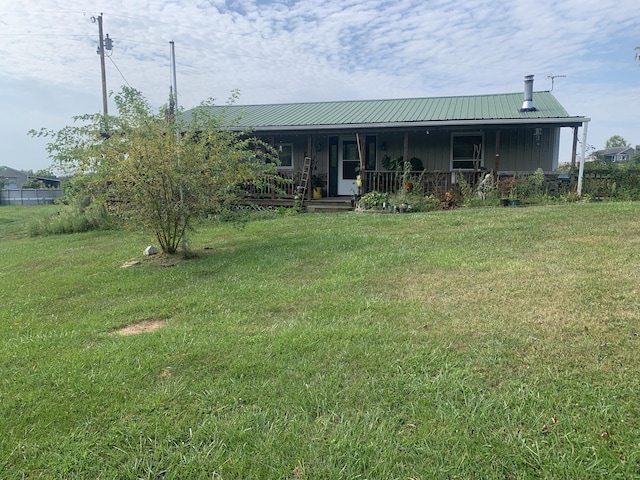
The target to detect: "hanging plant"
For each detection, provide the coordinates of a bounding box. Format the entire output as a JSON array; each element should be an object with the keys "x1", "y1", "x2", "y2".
[{"x1": 381, "y1": 155, "x2": 398, "y2": 170}]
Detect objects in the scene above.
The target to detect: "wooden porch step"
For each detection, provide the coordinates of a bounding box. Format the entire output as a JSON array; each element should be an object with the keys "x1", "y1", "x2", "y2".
[{"x1": 305, "y1": 196, "x2": 353, "y2": 213}]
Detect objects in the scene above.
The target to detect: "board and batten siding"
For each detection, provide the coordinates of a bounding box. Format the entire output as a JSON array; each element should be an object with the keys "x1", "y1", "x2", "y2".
[{"x1": 375, "y1": 127, "x2": 560, "y2": 173}]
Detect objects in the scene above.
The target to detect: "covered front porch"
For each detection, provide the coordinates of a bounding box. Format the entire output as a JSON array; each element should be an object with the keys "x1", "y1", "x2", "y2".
[
  {"x1": 243, "y1": 165, "x2": 571, "y2": 208},
  {"x1": 248, "y1": 121, "x2": 580, "y2": 202},
  {"x1": 244, "y1": 165, "x2": 484, "y2": 201}
]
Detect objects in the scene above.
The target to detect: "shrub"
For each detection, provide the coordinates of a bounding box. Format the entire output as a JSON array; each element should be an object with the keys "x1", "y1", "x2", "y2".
[
  {"x1": 359, "y1": 191, "x2": 388, "y2": 209},
  {"x1": 387, "y1": 191, "x2": 440, "y2": 212},
  {"x1": 28, "y1": 199, "x2": 114, "y2": 236}
]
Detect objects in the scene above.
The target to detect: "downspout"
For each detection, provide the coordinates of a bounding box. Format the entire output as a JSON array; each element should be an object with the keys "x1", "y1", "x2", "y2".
[{"x1": 577, "y1": 120, "x2": 589, "y2": 196}]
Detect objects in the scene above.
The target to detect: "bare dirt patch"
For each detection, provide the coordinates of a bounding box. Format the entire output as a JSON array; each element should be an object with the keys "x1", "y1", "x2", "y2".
[{"x1": 115, "y1": 319, "x2": 168, "y2": 336}]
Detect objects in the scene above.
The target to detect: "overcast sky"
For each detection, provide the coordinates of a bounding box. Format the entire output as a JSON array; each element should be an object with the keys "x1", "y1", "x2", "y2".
[{"x1": 1, "y1": 0, "x2": 639, "y2": 173}]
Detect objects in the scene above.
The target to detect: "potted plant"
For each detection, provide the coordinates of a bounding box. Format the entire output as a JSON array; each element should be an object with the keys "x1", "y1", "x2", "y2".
[
  {"x1": 499, "y1": 174, "x2": 521, "y2": 206},
  {"x1": 311, "y1": 175, "x2": 324, "y2": 199},
  {"x1": 350, "y1": 190, "x2": 359, "y2": 208},
  {"x1": 509, "y1": 174, "x2": 521, "y2": 206}
]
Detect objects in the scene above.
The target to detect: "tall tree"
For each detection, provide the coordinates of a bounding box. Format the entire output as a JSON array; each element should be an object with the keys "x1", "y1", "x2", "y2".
[
  {"x1": 605, "y1": 135, "x2": 628, "y2": 149},
  {"x1": 31, "y1": 87, "x2": 279, "y2": 254}
]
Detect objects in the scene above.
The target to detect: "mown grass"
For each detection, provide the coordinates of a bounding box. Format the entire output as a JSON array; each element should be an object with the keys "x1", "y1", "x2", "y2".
[{"x1": 1, "y1": 203, "x2": 640, "y2": 479}]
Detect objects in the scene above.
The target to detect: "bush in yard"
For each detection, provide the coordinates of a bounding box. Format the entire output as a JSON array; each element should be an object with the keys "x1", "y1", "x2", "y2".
[
  {"x1": 359, "y1": 191, "x2": 388, "y2": 209},
  {"x1": 30, "y1": 87, "x2": 279, "y2": 254},
  {"x1": 28, "y1": 200, "x2": 113, "y2": 236},
  {"x1": 582, "y1": 162, "x2": 640, "y2": 201}
]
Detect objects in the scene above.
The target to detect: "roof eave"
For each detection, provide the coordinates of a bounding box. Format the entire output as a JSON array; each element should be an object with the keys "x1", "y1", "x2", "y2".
[{"x1": 240, "y1": 117, "x2": 590, "y2": 132}]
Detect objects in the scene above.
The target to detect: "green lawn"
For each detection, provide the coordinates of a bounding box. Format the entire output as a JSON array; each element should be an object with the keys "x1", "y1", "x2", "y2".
[{"x1": 1, "y1": 203, "x2": 640, "y2": 479}]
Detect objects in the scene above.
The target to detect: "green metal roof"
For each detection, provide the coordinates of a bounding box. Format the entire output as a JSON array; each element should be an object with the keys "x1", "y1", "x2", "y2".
[{"x1": 188, "y1": 91, "x2": 584, "y2": 131}]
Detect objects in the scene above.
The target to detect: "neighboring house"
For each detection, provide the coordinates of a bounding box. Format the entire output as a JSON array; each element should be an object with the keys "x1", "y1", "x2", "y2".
[
  {"x1": 29, "y1": 174, "x2": 61, "y2": 188},
  {"x1": 0, "y1": 166, "x2": 29, "y2": 189},
  {"x1": 0, "y1": 166, "x2": 61, "y2": 189},
  {"x1": 186, "y1": 75, "x2": 588, "y2": 197},
  {"x1": 0, "y1": 166, "x2": 63, "y2": 205},
  {"x1": 592, "y1": 146, "x2": 636, "y2": 163}
]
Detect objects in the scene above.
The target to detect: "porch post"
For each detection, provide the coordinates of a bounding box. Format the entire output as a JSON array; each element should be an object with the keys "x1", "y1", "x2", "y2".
[
  {"x1": 570, "y1": 126, "x2": 578, "y2": 171},
  {"x1": 494, "y1": 130, "x2": 501, "y2": 172},
  {"x1": 403, "y1": 132, "x2": 409, "y2": 170},
  {"x1": 577, "y1": 121, "x2": 589, "y2": 196},
  {"x1": 307, "y1": 135, "x2": 313, "y2": 199}
]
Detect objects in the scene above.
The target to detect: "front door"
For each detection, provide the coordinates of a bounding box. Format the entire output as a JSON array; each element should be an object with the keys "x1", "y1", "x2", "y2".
[{"x1": 338, "y1": 137, "x2": 359, "y2": 195}]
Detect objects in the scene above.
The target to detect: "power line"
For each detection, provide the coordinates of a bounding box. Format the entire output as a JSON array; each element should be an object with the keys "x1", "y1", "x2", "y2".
[{"x1": 108, "y1": 56, "x2": 131, "y2": 87}]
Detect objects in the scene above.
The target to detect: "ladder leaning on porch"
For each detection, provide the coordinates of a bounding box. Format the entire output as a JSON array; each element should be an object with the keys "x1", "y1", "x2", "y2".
[{"x1": 295, "y1": 156, "x2": 312, "y2": 209}]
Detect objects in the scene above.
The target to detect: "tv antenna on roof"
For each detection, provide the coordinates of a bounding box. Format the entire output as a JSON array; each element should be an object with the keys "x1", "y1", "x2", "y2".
[{"x1": 546, "y1": 74, "x2": 566, "y2": 92}]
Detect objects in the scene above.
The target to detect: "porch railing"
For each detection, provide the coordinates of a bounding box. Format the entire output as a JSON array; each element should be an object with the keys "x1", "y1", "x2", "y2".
[
  {"x1": 362, "y1": 170, "x2": 484, "y2": 196},
  {"x1": 243, "y1": 170, "x2": 296, "y2": 198},
  {"x1": 243, "y1": 170, "x2": 584, "y2": 199},
  {"x1": 241, "y1": 169, "x2": 640, "y2": 201},
  {"x1": 242, "y1": 170, "x2": 486, "y2": 198}
]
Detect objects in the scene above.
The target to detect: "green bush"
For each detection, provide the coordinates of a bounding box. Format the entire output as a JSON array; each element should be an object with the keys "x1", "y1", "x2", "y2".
[
  {"x1": 581, "y1": 163, "x2": 640, "y2": 201},
  {"x1": 387, "y1": 191, "x2": 440, "y2": 212},
  {"x1": 359, "y1": 191, "x2": 388, "y2": 209}
]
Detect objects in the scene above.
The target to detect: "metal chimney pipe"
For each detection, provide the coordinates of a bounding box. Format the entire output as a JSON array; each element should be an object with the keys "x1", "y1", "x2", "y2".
[{"x1": 520, "y1": 74, "x2": 536, "y2": 111}]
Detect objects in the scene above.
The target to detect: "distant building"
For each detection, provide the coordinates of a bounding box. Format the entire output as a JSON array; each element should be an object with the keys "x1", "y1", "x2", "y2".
[
  {"x1": 0, "y1": 166, "x2": 28, "y2": 189},
  {"x1": 0, "y1": 166, "x2": 61, "y2": 189},
  {"x1": 592, "y1": 146, "x2": 636, "y2": 163}
]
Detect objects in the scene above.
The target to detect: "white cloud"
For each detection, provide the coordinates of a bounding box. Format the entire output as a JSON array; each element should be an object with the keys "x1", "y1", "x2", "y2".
[{"x1": 1, "y1": 0, "x2": 639, "y2": 170}]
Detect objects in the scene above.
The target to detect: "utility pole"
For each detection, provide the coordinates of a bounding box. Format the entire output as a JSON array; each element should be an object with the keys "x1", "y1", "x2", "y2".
[
  {"x1": 170, "y1": 41, "x2": 187, "y2": 254},
  {"x1": 170, "y1": 41, "x2": 179, "y2": 112},
  {"x1": 92, "y1": 14, "x2": 112, "y2": 119}
]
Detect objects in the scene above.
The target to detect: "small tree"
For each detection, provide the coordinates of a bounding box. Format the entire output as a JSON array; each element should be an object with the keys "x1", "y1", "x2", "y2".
[
  {"x1": 31, "y1": 87, "x2": 279, "y2": 254},
  {"x1": 605, "y1": 135, "x2": 628, "y2": 149},
  {"x1": 21, "y1": 178, "x2": 44, "y2": 189},
  {"x1": 33, "y1": 168, "x2": 58, "y2": 179}
]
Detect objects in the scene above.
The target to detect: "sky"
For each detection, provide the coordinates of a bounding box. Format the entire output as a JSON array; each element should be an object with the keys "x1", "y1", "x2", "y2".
[{"x1": 1, "y1": 0, "x2": 639, "y2": 173}]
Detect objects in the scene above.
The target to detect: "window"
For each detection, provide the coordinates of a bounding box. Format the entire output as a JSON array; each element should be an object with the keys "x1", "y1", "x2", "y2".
[
  {"x1": 452, "y1": 133, "x2": 484, "y2": 170},
  {"x1": 342, "y1": 140, "x2": 359, "y2": 180},
  {"x1": 365, "y1": 135, "x2": 377, "y2": 170},
  {"x1": 277, "y1": 144, "x2": 293, "y2": 168},
  {"x1": 343, "y1": 140, "x2": 358, "y2": 161}
]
